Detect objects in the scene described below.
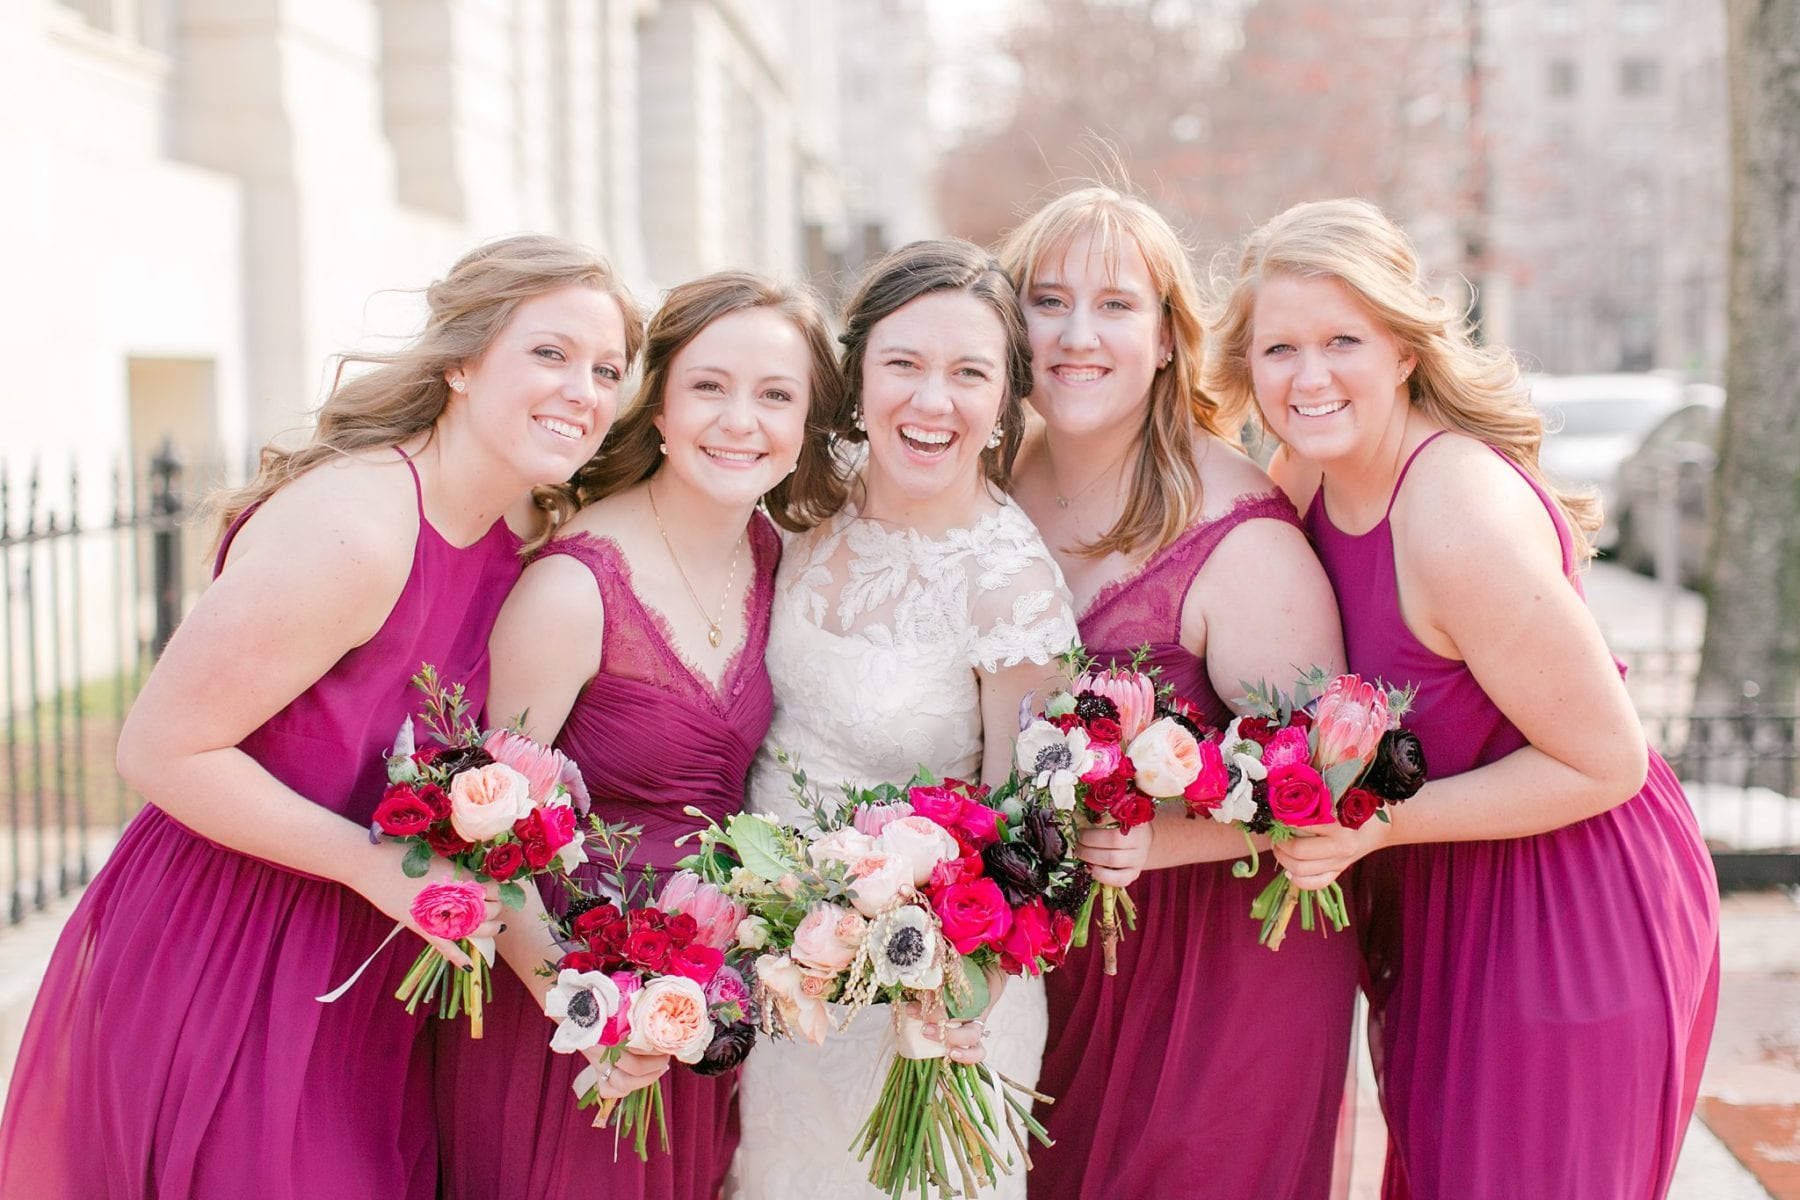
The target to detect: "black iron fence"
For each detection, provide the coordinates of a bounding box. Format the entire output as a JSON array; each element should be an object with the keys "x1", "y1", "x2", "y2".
[{"x1": 1, "y1": 441, "x2": 201, "y2": 925}]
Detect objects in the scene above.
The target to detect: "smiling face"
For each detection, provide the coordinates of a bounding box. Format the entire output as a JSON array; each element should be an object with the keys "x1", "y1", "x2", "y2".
[
  {"x1": 1248, "y1": 273, "x2": 1415, "y2": 465},
  {"x1": 450, "y1": 284, "x2": 630, "y2": 486},
  {"x1": 857, "y1": 290, "x2": 1009, "y2": 522},
  {"x1": 1022, "y1": 231, "x2": 1171, "y2": 440},
  {"x1": 652, "y1": 306, "x2": 813, "y2": 510}
]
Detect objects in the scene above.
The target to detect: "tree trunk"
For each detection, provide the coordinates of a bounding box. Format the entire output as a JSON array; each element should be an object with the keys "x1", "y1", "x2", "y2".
[{"x1": 1696, "y1": 0, "x2": 1800, "y2": 711}]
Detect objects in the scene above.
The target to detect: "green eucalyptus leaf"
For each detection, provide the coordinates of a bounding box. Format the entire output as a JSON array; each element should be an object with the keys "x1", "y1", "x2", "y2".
[
  {"x1": 724, "y1": 814, "x2": 798, "y2": 881},
  {"x1": 401, "y1": 840, "x2": 432, "y2": 879},
  {"x1": 945, "y1": 956, "x2": 990, "y2": 1020}
]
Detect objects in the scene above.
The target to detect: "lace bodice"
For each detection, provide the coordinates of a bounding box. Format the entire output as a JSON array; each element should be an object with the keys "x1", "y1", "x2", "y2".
[{"x1": 748, "y1": 498, "x2": 1077, "y2": 815}]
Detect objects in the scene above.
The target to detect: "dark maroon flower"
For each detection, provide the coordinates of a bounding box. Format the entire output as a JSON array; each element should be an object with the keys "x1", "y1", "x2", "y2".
[
  {"x1": 1338, "y1": 787, "x2": 1382, "y2": 830},
  {"x1": 1085, "y1": 716, "x2": 1123, "y2": 744},
  {"x1": 1020, "y1": 804, "x2": 1067, "y2": 864},
  {"x1": 431, "y1": 744, "x2": 495, "y2": 777},
  {"x1": 981, "y1": 842, "x2": 1049, "y2": 906},
  {"x1": 689, "y1": 1020, "x2": 757, "y2": 1077},
  {"x1": 1074, "y1": 691, "x2": 1120, "y2": 723},
  {"x1": 1362, "y1": 729, "x2": 1427, "y2": 802}
]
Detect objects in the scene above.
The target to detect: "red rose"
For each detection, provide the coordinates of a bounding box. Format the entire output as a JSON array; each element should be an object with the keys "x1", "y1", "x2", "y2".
[
  {"x1": 1085, "y1": 716, "x2": 1122, "y2": 744},
  {"x1": 998, "y1": 898, "x2": 1057, "y2": 975},
  {"x1": 664, "y1": 911, "x2": 700, "y2": 948},
  {"x1": 1043, "y1": 910, "x2": 1076, "y2": 969},
  {"x1": 1235, "y1": 716, "x2": 1282, "y2": 747},
  {"x1": 1182, "y1": 739, "x2": 1230, "y2": 814},
  {"x1": 1050, "y1": 712, "x2": 1082, "y2": 733},
  {"x1": 589, "y1": 918, "x2": 630, "y2": 961},
  {"x1": 1267, "y1": 763, "x2": 1335, "y2": 826},
  {"x1": 558, "y1": 949, "x2": 602, "y2": 973},
  {"x1": 1338, "y1": 787, "x2": 1382, "y2": 830},
  {"x1": 513, "y1": 811, "x2": 555, "y2": 868},
  {"x1": 931, "y1": 878, "x2": 1013, "y2": 954},
  {"x1": 411, "y1": 745, "x2": 442, "y2": 765},
  {"x1": 424, "y1": 824, "x2": 472, "y2": 858},
  {"x1": 1289, "y1": 709, "x2": 1314, "y2": 732},
  {"x1": 1107, "y1": 789, "x2": 1155, "y2": 829},
  {"x1": 668, "y1": 942, "x2": 725, "y2": 985},
  {"x1": 482, "y1": 841, "x2": 526, "y2": 880},
  {"x1": 625, "y1": 927, "x2": 672, "y2": 971},
  {"x1": 572, "y1": 903, "x2": 622, "y2": 940},
  {"x1": 373, "y1": 784, "x2": 435, "y2": 837},
  {"x1": 1085, "y1": 773, "x2": 1127, "y2": 815},
  {"x1": 416, "y1": 783, "x2": 453, "y2": 821},
  {"x1": 928, "y1": 853, "x2": 984, "y2": 891}
]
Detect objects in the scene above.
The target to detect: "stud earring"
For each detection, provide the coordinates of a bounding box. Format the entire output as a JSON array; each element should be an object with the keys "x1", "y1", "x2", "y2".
[
  {"x1": 852, "y1": 405, "x2": 866, "y2": 433},
  {"x1": 449, "y1": 378, "x2": 466, "y2": 393},
  {"x1": 658, "y1": 442, "x2": 668, "y2": 455},
  {"x1": 1159, "y1": 351, "x2": 1173, "y2": 369},
  {"x1": 986, "y1": 424, "x2": 1004, "y2": 451}
]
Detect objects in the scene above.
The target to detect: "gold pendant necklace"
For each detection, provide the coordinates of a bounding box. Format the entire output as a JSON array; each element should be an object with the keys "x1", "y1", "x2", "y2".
[{"x1": 648, "y1": 483, "x2": 744, "y2": 648}]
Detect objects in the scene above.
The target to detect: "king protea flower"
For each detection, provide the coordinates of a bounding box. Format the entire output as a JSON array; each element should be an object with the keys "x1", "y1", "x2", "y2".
[
  {"x1": 657, "y1": 870, "x2": 749, "y2": 952},
  {"x1": 1076, "y1": 669, "x2": 1157, "y2": 741},
  {"x1": 1312, "y1": 675, "x2": 1389, "y2": 772},
  {"x1": 483, "y1": 729, "x2": 590, "y2": 812}
]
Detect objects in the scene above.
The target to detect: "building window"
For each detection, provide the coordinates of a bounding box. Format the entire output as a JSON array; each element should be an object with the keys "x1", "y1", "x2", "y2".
[
  {"x1": 1548, "y1": 59, "x2": 1578, "y2": 98},
  {"x1": 1621, "y1": 58, "x2": 1662, "y2": 96},
  {"x1": 1618, "y1": 0, "x2": 1667, "y2": 34}
]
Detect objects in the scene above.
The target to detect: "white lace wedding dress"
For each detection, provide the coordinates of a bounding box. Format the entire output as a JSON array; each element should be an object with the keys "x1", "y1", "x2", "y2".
[{"x1": 728, "y1": 496, "x2": 1078, "y2": 1200}]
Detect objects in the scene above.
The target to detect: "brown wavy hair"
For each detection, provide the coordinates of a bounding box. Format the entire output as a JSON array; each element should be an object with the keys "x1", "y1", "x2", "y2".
[
  {"x1": 998, "y1": 184, "x2": 1239, "y2": 559},
  {"x1": 833, "y1": 239, "x2": 1033, "y2": 500},
  {"x1": 209, "y1": 235, "x2": 644, "y2": 555},
  {"x1": 560, "y1": 272, "x2": 846, "y2": 532},
  {"x1": 1204, "y1": 197, "x2": 1600, "y2": 556}
]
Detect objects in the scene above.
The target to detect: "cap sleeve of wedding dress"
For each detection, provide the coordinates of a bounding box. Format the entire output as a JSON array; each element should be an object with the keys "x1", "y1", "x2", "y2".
[{"x1": 964, "y1": 504, "x2": 1078, "y2": 674}]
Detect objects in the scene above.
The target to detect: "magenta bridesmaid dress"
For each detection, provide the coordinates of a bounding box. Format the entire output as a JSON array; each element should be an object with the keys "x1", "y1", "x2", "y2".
[
  {"x1": 0, "y1": 451, "x2": 523, "y2": 1199},
  {"x1": 1031, "y1": 491, "x2": 1361, "y2": 1200},
  {"x1": 1306, "y1": 433, "x2": 1720, "y2": 1200},
  {"x1": 434, "y1": 516, "x2": 779, "y2": 1200}
]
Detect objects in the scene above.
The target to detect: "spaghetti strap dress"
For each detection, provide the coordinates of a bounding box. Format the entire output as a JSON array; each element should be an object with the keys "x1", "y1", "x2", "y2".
[
  {"x1": 435, "y1": 514, "x2": 780, "y2": 1200},
  {"x1": 0, "y1": 449, "x2": 523, "y2": 1200},
  {"x1": 1031, "y1": 491, "x2": 1361, "y2": 1200},
  {"x1": 1304, "y1": 433, "x2": 1721, "y2": 1200}
]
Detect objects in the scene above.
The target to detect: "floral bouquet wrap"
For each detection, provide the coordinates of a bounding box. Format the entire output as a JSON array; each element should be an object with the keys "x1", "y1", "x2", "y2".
[
  {"x1": 318, "y1": 664, "x2": 588, "y2": 1037},
  {"x1": 676, "y1": 765, "x2": 1084, "y2": 1199},
  {"x1": 1194, "y1": 669, "x2": 1427, "y2": 950},
  {"x1": 1014, "y1": 650, "x2": 1224, "y2": 974},
  {"x1": 540, "y1": 823, "x2": 756, "y2": 1160}
]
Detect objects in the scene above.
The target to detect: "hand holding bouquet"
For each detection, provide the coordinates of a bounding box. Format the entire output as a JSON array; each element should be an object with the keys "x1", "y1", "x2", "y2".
[
  {"x1": 1187, "y1": 669, "x2": 1427, "y2": 950},
  {"x1": 320, "y1": 664, "x2": 589, "y2": 1036},
  {"x1": 542, "y1": 823, "x2": 756, "y2": 1160}
]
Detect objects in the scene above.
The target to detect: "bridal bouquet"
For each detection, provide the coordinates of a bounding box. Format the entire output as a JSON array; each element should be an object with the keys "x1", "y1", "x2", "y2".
[
  {"x1": 1014, "y1": 652, "x2": 1224, "y2": 974},
  {"x1": 1197, "y1": 669, "x2": 1427, "y2": 950},
  {"x1": 320, "y1": 663, "x2": 589, "y2": 1037},
  {"x1": 676, "y1": 767, "x2": 1084, "y2": 1199},
  {"x1": 542, "y1": 824, "x2": 756, "y2": 1160}
]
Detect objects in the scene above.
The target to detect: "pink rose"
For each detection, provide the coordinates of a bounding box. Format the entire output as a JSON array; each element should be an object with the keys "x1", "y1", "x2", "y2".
[
  {"x1": 931, "y1": 878, "x2": 1013, "y2": 955},
  {"x1": 792, "y1": 903, "x2": 862, "y2": 973},
  {"x1": 668, "y1": 942, "x2": 725, "y2": 985},
  {"x1": 998, "y1": 898, "x2": 1058, "y2": 975},
  {"x1": 807, "y1": 827, "x2": 876, "y2": 868},
  {"x1": 1267, "y1": 763, "x2": 1336, "y2": 827},
  {"x1": 756, "y1": 953, "x2": 831, "y2": 1044},
  {"x1": 482, "y1": 729, "x2": 588, "y2": 811},
  {"x1": 1183, "y1": 739, "x2": 1230, "y2": 813},
  {"x1": 875, "y1": 816, "x2": 961, "y2": 886},
  {"x1": 599, "y1": 971, "x2": 641, "y2": 1046},
  {"x1": 852, "y1": 801, "x2": 914, "y2": 837},
  {"x1": 905, "y1": 785, "x2": 967, "y2": 830},
  {"x1": 448, "y1": 762, "x2": 534, "y2": 842},
  {"x1": 845, "y1": 851, "x2": 916, "y2": 916},
  {"x1": 1075, "y1": 670, "x2": 1157, "y2": 741},
  {"x1": 625, "y1": 975, "x2": 715, "y2": 1063},
  {"x1": 1126, "y1": 717, "x2": 1202, "y2": 798},
  {"x1": 656, "y1": 870, "x2": 749, "y2": 951},
  {"x1": 1313, "y1": 675, "x2": 1389, "y2": 772},
  {"x1": 409, "y1": 880, "x2": 487, "y2": 940},
  {"x1": 1260, "y1": 726, "x2": 1312, "y2": 771},
  {"x1": 1080, "y1": 739, "x2": 1124, "y2": 783}
]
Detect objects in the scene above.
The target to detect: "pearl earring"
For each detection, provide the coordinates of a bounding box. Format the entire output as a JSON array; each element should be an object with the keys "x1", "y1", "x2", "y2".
[
  {"x1": 986, "y1": 424, "x2": 1004, "y2": 450},
  {"x1": 852, "y1": 406, "x2": 866, "y2": 433},
  {"x1": 658, "y1": 443, "x2": 668, "y2": 455}
]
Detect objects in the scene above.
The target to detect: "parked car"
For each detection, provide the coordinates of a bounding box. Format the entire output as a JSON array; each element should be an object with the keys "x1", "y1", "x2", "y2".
[
  {"x1": 1529, "y1": 374, "x2": 1687, "y2": 546},
  {"x1": 1611, "y1": 388, "x2": 1723, "y2": 587}
]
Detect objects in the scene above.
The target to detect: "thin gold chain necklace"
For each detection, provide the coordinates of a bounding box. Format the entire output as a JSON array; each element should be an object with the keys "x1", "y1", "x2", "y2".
[
  {"x1": 648, "y1": 482, "x2": 744, "y2": 648},
  {"x1": 1052, "y1": 449, "x2": 1130, "y2": 509}
]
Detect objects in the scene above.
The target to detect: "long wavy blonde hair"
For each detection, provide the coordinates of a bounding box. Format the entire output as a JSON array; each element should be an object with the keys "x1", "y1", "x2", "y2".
[
  {"x1": 998, "y1": 184, "x2": 1244, "y2": 559},
  {"x1": 210, "y1": 234, "x2": 645, "y2": 554},
  {"x1": 1205, "y1": 198, "x2": 1600, "y2": 556}
]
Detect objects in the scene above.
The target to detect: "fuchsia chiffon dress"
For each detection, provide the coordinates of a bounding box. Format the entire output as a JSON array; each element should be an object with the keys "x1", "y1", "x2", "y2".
[
  {"x1": 1032, "y1": 492, "x2": 1361, "y2": 1200},
  {"x1": 435, "y1": 516, "x2": 779, "y2": 1200},
  {"x1": 0, "y1": 452, "x2": 523, "y2": 1200},
  {"x1": 1305, "y1": 434, "x2": 1720, "y2": 1200}
]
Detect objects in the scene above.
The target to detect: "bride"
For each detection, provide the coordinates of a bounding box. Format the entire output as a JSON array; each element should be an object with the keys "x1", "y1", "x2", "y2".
[{"x1": 729, "y1": 240, "x2": 1077, "y2": 1200}]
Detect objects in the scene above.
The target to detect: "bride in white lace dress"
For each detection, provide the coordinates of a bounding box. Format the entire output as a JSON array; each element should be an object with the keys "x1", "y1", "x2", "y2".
[{"x1": 729, "y1": 242, "x2": 1077, "y2": 1200}]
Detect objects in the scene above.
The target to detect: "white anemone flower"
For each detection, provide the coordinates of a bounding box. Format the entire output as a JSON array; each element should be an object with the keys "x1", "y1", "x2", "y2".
[
  {"x1": 1211, "y1": 718, "x2": 1268, "y2": 825},
  {"x1": 1014, "y1": 719, "x2": 1094, "y2": 811},
  {"x1": 544, "y1": 968, "x2": 622, "y2": 1054},
  {"x1": 868, "y1": 905, "x2": 944, "y2": 991}
]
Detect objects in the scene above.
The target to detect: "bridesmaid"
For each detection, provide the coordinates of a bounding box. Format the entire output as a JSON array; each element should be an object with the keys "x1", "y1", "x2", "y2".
[
  {"x1": 999, "y1": 186, "x2": 1357, "y2": 1199},
  {"x1": 0, "y1": 236, "x2": 640, "y2": 1199},
  {"x1": 434, "y1": 273, "x2": 845, "y2": 1200},
  {"x1": 1211, "y1": 198, "x2": 1720, "y2": 1199}
]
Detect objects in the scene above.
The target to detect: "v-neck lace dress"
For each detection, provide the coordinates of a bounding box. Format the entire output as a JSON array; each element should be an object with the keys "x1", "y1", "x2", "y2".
[{"x1": 436, "y1": 514, "x2": 780, "y2": 1200}]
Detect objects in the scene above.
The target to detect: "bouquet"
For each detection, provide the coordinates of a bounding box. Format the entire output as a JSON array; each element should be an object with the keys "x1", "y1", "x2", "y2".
[
  {"x1": 677, "y1": 767, "x2": 1084, "y2": 1199},
  {"x1": 1014, "y1": 651, "x2": 1221, "y2": 974},
  {"x1": 543, "y1": 823, "x2": 757, "y2": 1160},
  {"x1": 319, "y1": 664, "x2": 589, "y2": 1036},
  {"x1": 1189, "y1": 669, "x2": 1427, "y2": 950}
]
